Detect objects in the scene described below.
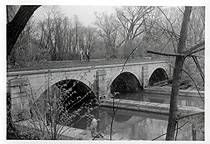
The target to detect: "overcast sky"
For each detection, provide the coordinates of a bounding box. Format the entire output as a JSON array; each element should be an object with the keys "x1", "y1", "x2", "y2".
[{"x1": 34, "y1": 5, "x2": 115, "y2": 26}]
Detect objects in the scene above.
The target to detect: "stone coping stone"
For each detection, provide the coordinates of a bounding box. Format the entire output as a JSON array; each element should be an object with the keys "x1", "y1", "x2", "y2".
[
  {"x1": 100, "y1": 99, "x2": 204, "y2": 116},
  {"x1": 145, "y1": 86, "x2": 204, "y2": 97}
]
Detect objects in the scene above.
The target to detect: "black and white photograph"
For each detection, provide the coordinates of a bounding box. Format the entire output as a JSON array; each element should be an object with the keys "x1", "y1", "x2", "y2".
[{"x1": 2, "y1": 0, "x2": 208, "y2": 143}]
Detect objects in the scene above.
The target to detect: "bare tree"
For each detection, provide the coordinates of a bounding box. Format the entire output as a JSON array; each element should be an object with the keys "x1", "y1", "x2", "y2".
[
  {"x1": 116, "y1": 6, "x2": 153, "y2": 58},
  {"x1": 95, "y1": 12, "x2": 119, "y2": 58},
  {"x1": 147, "y1": 6, "x2": 204, "y2": 140},
  {"x1": 166, "y1": 6, "x2": 192, "y2": 140},
  {"x1": 144, "y1": 7, "x2": 184, "y2": 59},
  {"x1": 184, "y1": 7, "x2": 205, "y2": 89},
  {"x1": 83, "y1": 26, "x2": 97, "y2": 60},
  {"x1": 71, "y1": 15, "x2": 83, "y2": 53},
  {"x1": 38, "y1": 17, "x2": 54, "y2": 60},
  {"x1": 37, "y1": 6, "x2": 67, "y2": 61},
  {"x1": 14, "y1": 18, "x2": 38, "y2": 64}
]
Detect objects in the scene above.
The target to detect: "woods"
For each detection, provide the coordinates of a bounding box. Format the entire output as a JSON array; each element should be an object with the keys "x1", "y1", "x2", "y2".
[{"x1": 7, "y1": 6, "x2": 205, "y2": 71}]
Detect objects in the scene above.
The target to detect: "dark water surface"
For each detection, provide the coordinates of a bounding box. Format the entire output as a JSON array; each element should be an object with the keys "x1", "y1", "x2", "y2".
[{"x1": 71, "y1": 91, "x2": 204, "y2": 140}]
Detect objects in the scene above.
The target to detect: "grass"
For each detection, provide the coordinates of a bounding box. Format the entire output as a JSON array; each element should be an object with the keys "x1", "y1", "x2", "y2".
[{"x1": 7, "y1": 57, "x2": 161, "y2": 72}]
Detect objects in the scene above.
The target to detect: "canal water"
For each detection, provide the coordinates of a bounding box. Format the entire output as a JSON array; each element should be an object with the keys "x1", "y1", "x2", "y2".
[{"x1": 70, "y1": 91, "x2": 204, "y2": 140}]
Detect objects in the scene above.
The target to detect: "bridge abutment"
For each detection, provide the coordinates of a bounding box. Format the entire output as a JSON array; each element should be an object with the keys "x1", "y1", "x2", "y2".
[{"x1": 7, "y1": 77, "x2": 31, "y2": 121}]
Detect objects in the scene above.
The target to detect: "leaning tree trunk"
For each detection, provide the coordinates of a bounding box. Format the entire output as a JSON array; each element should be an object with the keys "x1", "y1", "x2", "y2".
[
  {"x1": 6, "y1": 5, "x2": 40, "y2": 139},
  {"x1": 166, "y1": 6, "x2": 192, "y2": 140},
  {"x1": 7, "y1": 5, "x2": 41, "y2": 57}
]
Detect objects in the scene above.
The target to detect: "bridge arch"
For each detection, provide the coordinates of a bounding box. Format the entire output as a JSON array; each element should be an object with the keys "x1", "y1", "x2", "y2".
[
  {"x1": 33, "y1": 72, "x2": 96, "y2": 102},
  {"x1": 148, "y1": 68, "x2": 168, "y2": 86},
  {"x1": 34, "y1": 79, "x2": 96, "y2": 110},
  {"x1": 56, "y1": 79, "x2": 96, "y2": 107},
  {"x1": 31, "y1": 79, "x2": 97, "y2": 129},
  {"x1": 110, "y1": 72, "x2": 143, "y2": 94}
]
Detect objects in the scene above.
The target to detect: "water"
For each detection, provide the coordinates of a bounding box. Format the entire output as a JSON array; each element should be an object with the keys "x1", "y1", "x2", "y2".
[
  {"x1": 70, "y1": 91, "x2": 204, "y2": 140},
  {"x1": 96, "y1": 107, "x2": 169, "y2": 140}
]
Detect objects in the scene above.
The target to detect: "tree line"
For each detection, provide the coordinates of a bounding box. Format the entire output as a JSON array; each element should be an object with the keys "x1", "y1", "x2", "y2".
[{"x1": 7, "y1": 6, "x2": 204, "y2": 63}]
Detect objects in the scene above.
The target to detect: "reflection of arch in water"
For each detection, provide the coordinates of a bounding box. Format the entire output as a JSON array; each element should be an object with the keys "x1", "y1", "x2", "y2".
[
  {"x1": 110, "y1": 72, "x2": 143, "y2": 94},
  {"x1": 101, "y1": 106, "x2": 168, "y2": 123},
  {"x1": 148, "y1": 68, "x2": 168, "y2": 86},
  {"x1": 31, "y1": 79, "x2": 97, "y2": 129},
  {"x1": 108, "y1": 113, "x2": 132, "y2": 122}
]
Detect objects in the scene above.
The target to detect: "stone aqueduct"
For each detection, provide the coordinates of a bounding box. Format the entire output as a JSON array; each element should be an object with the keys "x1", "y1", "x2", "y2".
[{"x1": 7, "y1": 60, "x2": 171, "y2": 120}]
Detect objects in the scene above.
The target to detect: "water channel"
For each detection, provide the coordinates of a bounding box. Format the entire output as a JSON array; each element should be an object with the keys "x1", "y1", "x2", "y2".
[{"x1": 69, "y1": 91, "x2": 204, "y2": 140}]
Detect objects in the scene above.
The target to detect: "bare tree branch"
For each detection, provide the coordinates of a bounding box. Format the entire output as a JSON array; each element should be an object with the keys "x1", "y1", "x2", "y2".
[
  {"x1": 152, "y1": 121, "x2": 189, "y2": 141},
  {"x1": 192, "y1": 56, "x2": 204, "y2": 81},
  {"x1": 147, "y1": 40, "x2": 205, "y2": 58},
  {"x1": 166, "y1": 6, "x2": 192, "y2": 140},
  {"x1": 147, "y1": 50, "x2": 186, "y2": 57},
  {"x1": 177, "y1": 112, "x2": 204, "y2": 120},
  {"x1": 147, "y1": 50, "x2": 200, "y2": 57},
  {"x1": 182, "y1": 41, "x2": 205, "y2": 55},
  {"x1": 157, "y1": 6, "x2": 179, "y2": 46}
]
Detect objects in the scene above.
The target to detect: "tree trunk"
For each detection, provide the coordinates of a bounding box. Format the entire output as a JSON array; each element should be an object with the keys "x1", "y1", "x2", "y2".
[
  {"x1": 123, "y1": 39, "x2": 132, "y2": 58},
  {"x1": 7, "y1": 5, "x2": 40, "y2": 139},
  {"x1": 166, "y1": 6, "x2": 192, "y2": 140},
  {"x1": 7, "y1": 5, "x2": 40, "y2": 57}
]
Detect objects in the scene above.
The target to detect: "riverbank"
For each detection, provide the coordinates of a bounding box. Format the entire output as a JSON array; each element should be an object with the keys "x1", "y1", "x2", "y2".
[{"x1": 13, "y1": 120, "x2": 127, "y2": 140}]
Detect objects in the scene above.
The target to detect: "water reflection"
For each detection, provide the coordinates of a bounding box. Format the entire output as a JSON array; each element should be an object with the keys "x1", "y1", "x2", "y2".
[
  {"x1": 69, "y1": 91, "x2": 204, "y2": 140},
  {"x1": 97, "y1": 107, "x2": 168, "y2": 140},
  {"x1": 96, "y1": 107, "x2": 204, "y2": 140}
]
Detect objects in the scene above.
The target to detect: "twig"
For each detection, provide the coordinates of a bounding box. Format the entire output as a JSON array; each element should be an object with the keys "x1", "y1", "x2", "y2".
[
  {"x1": 192, "y1": 56, "x2": 204, "y2": 82},
  {"x1": 160, "y1": 34, "x2": 172, "y2": 52},
  {"x1": 182, "y1": 64, "x2": 204, "y2": 103},
  {"x1": 186, "y1": 47, "x2": 204, "y2": 57},
  {"x1": 152, "y1": 121, "x2": 189, "y2": 141},
  {"x1": 157, "y1": 6, "x2": 179, "y2": 45},
  {"x1": 147, "y1": 50, "x2": 200, "y2": 57},
  {"x1": 177, "y1": 6, "x2": 184, "y2": 14},
  {"x1": 177, "y1": 112, "x2": 204, "y2": 120},
  {"x1": 110, "y1": 96, "x2": 115, "y2": 140},
  {"x1": 121, "y1": 43, "x2": 142, "y2": 73},
  {"x1": 182, "y1": 41, "x2": 205, "y2": 55},
  {"x1": 147, "y1": 50, "x2": 186, "y2": 57},
  {"x1": 175, "y1": 121, "x2": 179, "y2": 140}
]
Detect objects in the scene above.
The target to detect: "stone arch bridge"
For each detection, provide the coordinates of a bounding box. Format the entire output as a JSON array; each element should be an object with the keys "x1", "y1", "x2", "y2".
[{"x1": 7, "y1": 60, "x2": 171, "y2": 120}]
